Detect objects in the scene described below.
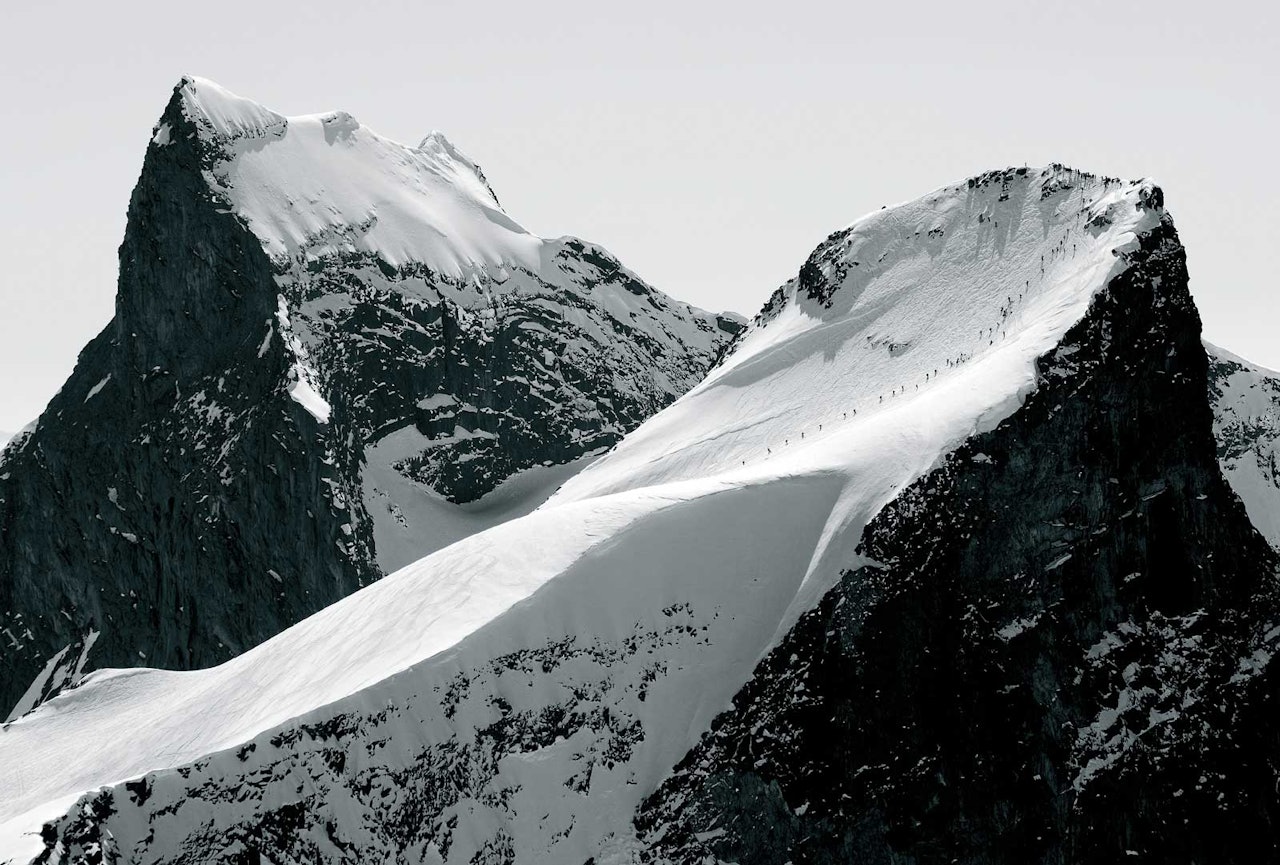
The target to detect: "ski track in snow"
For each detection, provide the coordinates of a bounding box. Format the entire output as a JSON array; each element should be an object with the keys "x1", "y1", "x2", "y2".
[{"x1": 0, "y1": 165, "x2": 1163, "y2": 861}]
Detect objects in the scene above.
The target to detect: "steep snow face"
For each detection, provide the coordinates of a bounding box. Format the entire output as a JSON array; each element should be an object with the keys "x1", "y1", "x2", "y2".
[
  {"x1": 1207, "y1": 343, "x2": 1280, "y2": 549},
  {"x1": 0, "y1": 167, "x2": 1167, "y2": 863}
]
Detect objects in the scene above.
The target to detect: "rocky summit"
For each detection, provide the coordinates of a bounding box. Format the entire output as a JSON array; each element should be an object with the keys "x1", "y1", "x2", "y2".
[{"x1": 0, "y1": 77, "x2": 741, "y2": 719}]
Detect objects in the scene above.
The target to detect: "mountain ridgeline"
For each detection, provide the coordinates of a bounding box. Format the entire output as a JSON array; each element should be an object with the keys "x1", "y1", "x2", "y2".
[
  {"x1": 2, "y1": 77, "x2": 1280, "y2": 865},
  {"x1": 6, "y1": 161, "x2": 1280, "y2": 865},
  {"x1": 0, "y1": 78, "x2": 741, "y2": 718}
]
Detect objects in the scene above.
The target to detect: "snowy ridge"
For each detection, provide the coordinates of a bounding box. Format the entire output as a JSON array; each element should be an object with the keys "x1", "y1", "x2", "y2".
[
  {"x1": 0, "y1": 166, "x2": 1166, "y2": 862},
  {"x1": 552, "y1": 166, "x2": 1162, "y2": 625},
  {"x1": 175, "y1": 76, "x2": 540, "y2": 275},
  {"x1": 1207, "y1": 342, "x2": 1280, "y2": 549}
]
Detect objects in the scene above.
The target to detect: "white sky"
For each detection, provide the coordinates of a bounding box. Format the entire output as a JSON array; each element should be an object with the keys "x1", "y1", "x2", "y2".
[{"x1": 0, "y1": 0, "x2": 1276, "y2": 430}]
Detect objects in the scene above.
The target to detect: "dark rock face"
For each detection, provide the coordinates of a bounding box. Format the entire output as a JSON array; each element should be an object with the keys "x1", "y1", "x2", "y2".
[
  {"x1": 0, "y1": 83, "x2": 738, "y2": 717},
  {"x1": 635, "y1": 219, "x2": 1280, "y2": 862},
  {"x1": 285, "y1": 243, "x2": 739, "y2": 505}
]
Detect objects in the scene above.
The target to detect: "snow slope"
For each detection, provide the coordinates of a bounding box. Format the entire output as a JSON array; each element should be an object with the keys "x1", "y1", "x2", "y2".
[
  {"x1": 0, "y1": 166, "x2": 1165, "y2": 862},
  {"x1": 551, "y1": 166, "x2": 1162, "y2": 624},
  {"x1": 361, "y1": 430, "x2": 600, "y2": 574},
  {"x1": 1207, "y1": 342, "x2": 1280, "y2": 549}
]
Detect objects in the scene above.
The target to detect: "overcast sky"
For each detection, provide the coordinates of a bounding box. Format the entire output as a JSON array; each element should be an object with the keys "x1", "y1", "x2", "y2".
[{"x1": 0, "y1": 0, "x2": 1275, "y2": 431}]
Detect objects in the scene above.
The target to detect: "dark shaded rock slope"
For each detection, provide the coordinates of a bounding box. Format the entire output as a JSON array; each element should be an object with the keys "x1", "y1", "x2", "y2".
[{"x1": 635, "y1": 209, "x2": 1280, "y2": 862}]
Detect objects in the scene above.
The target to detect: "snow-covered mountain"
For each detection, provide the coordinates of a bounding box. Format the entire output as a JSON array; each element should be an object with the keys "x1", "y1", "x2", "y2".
[
  {"x1": 5, "y1": 165, "x2": 1275, "y2": 864},
  {"x1": 0, "y1": 77, "x2": 741, "y2": 718},
  {"x1": 1207, "y1": 343, "x2": 1280, "y2": 550}
]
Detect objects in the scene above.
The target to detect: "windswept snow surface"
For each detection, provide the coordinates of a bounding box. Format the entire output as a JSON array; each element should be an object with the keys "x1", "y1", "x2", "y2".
[
  {"x1": 551, "y1": 166, "x2": 1162, "y2": 628},
  {"x1": 0, "y1": 166, "x2": 1164, "y2": 861}
]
